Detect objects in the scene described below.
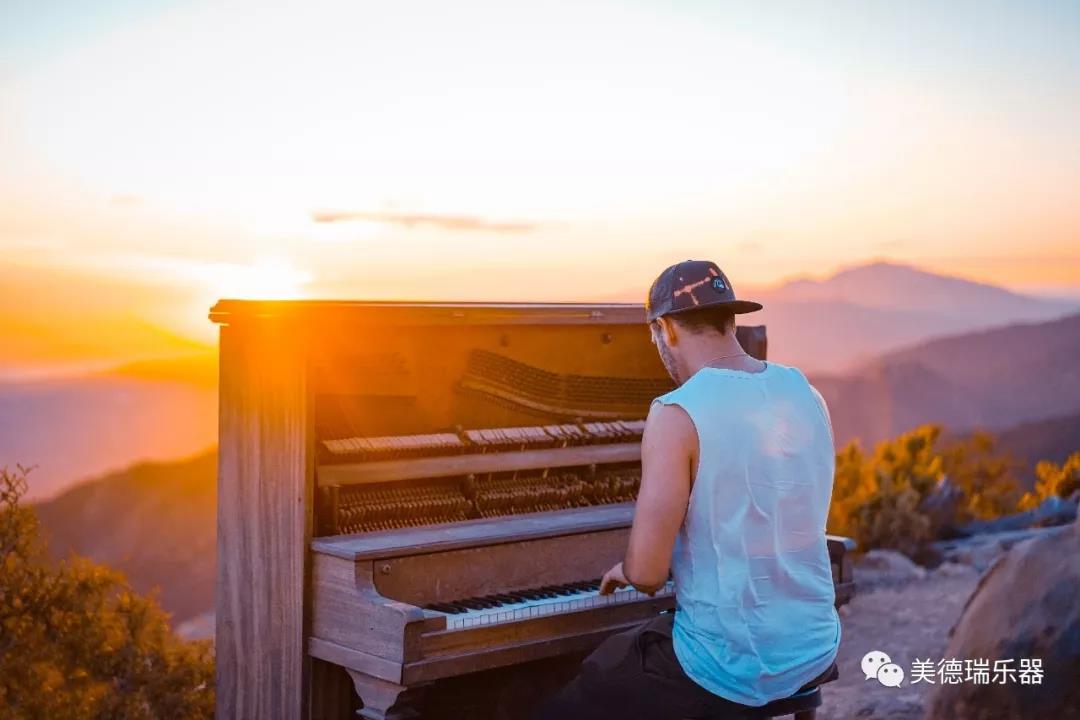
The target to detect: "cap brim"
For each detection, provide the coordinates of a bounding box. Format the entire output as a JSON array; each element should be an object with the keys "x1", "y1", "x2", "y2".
[
  {"x1": 728, "y1": 300, "x2": 763, "y2": 314},
  {"x1": 664, "y1": 299, "x2": 764, "y2": 317}
]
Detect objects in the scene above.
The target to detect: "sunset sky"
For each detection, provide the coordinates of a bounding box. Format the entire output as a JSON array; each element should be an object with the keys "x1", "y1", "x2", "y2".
[{"x1": 2, "y1": 0, "x2": 1079, "y2": 377}]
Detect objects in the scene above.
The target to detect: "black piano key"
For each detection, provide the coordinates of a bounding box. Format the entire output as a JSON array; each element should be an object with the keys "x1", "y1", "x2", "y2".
[{"x1": 458, "y1": 599, "x2": 489, "y2": 610}]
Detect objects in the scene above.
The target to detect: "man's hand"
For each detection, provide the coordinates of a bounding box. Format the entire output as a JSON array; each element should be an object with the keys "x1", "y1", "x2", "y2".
[{"x1": 599, "y1": 561, "x2": 629, "y2": 595}]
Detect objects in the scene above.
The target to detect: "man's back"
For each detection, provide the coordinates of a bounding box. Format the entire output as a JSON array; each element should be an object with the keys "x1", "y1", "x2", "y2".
[{"x1": 654, "y1": 361, "x2": 840, "y2": 706}]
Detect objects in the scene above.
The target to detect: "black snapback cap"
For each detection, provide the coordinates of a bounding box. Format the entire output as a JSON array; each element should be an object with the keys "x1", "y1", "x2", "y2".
[{"x1": 646, "y1": 260, "x2": 763, "y2": 322}]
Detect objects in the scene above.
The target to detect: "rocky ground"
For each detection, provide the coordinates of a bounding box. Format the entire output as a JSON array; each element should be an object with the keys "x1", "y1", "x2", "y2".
[
  {"x1": 817, "y1": 525, "x2": 1074, "y2": 719},
  {"x1": 819, "y1": 553, "x2": 981, "y2": 719}
]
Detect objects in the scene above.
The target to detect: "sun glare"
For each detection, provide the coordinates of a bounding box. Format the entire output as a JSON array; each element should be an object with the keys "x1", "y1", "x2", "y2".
[{"x1": 209, "y1": 259, "x2": 312, "y2": 300}]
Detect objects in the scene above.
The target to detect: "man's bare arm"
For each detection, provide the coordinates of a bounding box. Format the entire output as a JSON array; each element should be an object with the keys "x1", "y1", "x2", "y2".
[{"x1": 600, "y1": 401, "x2": 696, "y2": 594}]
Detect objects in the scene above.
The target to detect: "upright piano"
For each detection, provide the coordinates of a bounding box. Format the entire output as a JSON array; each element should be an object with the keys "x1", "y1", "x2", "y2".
[{"x1": 211, "y1": 301, "x2": 855, "y2": 720}]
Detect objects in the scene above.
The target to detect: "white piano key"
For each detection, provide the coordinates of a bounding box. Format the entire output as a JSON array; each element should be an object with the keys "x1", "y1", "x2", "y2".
[{"x1": 441, "y1": 581, "x2": 674, "y2": 630}]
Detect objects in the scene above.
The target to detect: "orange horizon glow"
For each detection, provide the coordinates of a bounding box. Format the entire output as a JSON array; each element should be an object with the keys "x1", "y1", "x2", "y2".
[{"x1": 2, "y1": 0, "x2": 1079, "y2": 378}]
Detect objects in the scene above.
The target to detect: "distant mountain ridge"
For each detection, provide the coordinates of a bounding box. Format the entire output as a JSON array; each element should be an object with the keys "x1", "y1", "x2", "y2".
[
  {"x1": 812, "y1": 312, "x2": 1080, "y2": 448},
  {"x1": 755, "y1": 261, "x2": 1072, "y2": 315},
  {"x1": 33, "y1": 451, "x2": 217, "y2": 626},
  {"x1": 0, "y1": 374, "x2": 216, "y2": 500},
  {"x1": 750, "y1": 261, "x2": 1076, "y2": 373}
]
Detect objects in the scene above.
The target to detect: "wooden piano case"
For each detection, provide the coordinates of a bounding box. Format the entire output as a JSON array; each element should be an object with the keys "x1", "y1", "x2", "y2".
[{"x1": 210, "y1": 300, "x2": 850, "y2": 720}]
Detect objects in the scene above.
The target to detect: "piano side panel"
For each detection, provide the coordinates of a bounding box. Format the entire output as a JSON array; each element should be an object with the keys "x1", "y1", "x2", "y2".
[
  {"x1": 309, "y1": 552, "x2": 431, "y2": 675},
  {"x1": 216, "y1": 320, "x2": 313, "y2": 720}
]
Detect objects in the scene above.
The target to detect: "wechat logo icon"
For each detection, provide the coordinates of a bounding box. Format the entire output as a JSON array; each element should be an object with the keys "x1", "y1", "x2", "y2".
[{"x1": 862, "y1": 650, "x2": 905, "y2": 687}]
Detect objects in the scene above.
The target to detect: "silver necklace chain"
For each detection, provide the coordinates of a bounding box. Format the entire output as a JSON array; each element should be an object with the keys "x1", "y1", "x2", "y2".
[{"x1": 703, "y1": 350, "x2": 750, "y2": 367}]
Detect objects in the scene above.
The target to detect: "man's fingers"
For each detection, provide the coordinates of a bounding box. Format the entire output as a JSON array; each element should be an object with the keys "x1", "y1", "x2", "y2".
[
  {"x1": 599, "y1": 573, "x2": 626, "y2": 595},
  {"x1": 599, "y1": 574, "x2": 615, "y2": 595}
]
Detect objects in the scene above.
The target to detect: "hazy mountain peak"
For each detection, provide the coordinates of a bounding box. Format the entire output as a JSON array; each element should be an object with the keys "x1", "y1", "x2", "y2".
[{"x1": 763, "y1": 260, "x2": 1074, "y2": 316}]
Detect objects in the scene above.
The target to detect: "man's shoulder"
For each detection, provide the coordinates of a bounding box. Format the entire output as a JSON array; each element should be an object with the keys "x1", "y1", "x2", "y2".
[
  {"x1": 765, "y1": 359, "x2": 802, "y2": 373},
  {"x1": 767, "y1": 363, "x2": 828, "y2": 408},
  {"x1": 766, "y1": 361, "x2": 811, "y2": 384}
]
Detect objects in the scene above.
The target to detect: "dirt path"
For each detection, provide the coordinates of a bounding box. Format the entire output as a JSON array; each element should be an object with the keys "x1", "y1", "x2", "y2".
[{"x1": 818, "y1": 566, "x2": 980, "y2": 719}]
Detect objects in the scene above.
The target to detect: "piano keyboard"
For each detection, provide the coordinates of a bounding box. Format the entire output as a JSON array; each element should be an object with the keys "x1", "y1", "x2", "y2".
[{"x1": 426, "y1": 579, "x2": 676, "y2": 630}]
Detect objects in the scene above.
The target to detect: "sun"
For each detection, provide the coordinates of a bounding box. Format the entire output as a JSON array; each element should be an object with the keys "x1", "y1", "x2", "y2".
[{"x1": 209, "y1": 258, "x2": 312, "y2": 300}]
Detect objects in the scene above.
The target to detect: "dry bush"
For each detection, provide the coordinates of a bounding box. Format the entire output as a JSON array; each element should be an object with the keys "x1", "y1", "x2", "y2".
[
  {"x1": 0, "y1": 466, "x2": 214, "y2": 720},
  {"x1": 1020, "y1": 451, "x2": 1080, "y2": 510},
  {"x1": 827, "y1": 425, "x2": 1026, "y2": 556}
]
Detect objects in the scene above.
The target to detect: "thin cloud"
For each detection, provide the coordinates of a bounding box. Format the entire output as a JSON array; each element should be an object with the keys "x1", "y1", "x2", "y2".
[{"x1": 311, "y1": 209, "x2": 539, "y2": 234}]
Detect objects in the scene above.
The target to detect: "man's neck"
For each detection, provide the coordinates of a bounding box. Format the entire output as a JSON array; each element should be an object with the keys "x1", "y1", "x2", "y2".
[{"x1": 681, "y1": 333, "x2": 764, "y2": 377}]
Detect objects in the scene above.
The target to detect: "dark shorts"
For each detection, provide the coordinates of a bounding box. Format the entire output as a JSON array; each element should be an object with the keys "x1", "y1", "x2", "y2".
[{"x1": 533, "y1": 613, "x2": 748, "y2": 720}]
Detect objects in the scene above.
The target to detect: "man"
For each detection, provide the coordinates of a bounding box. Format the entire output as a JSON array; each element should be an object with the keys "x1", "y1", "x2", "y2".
[{"x1": 536, "y1": 260, "x2": 840, "y2": 720}]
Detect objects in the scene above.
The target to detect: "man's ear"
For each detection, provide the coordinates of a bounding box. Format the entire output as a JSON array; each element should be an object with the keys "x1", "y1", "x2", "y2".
[{"x1": 657, "y1": 316, "x2": 679, "y2": 346}]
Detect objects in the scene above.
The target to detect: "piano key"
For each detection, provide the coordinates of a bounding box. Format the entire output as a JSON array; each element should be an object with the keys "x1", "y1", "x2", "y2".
[{"x1": 427, "y1": 580, "x2": 675, "y2": 630}]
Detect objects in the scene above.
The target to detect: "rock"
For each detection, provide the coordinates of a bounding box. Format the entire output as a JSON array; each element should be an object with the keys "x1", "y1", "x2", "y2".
[
  {"x1": 855, "y1": 549, "x2": 927, "y2": 587},
  {"x1": 950, "y1": 539, "x2": 1005, "y2": 572},
  {"x1": 920, "y1": 476, "x2": 965, "y2": 536},
  {"x1": 925, "y1": 520, "x2": 1080, "y2": 720},
  {"x1": 930, "y1": 561, "x2": 977, "y2": 580},
  {"x1": 955, "y1": 495, "x2": 1078, "y2": 537}
]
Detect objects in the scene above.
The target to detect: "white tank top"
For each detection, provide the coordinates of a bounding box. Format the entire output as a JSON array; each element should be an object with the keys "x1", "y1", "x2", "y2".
[{"x1": 653, "y1": 361, "x2": 840, "y2": 706}]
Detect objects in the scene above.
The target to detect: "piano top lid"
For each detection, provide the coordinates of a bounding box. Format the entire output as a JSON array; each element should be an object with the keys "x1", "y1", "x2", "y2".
[{"x1": 208, "y1": 300, "x2": 650, "y2": 327}]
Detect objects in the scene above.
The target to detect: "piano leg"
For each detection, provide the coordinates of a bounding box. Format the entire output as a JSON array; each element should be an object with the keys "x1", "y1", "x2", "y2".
[
  {"x1": 348, "y1": 671, "x2": 426, "y2": 720},
  {"x1": 310, "y1": 658, "x2": 357, "y2": 719}
]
